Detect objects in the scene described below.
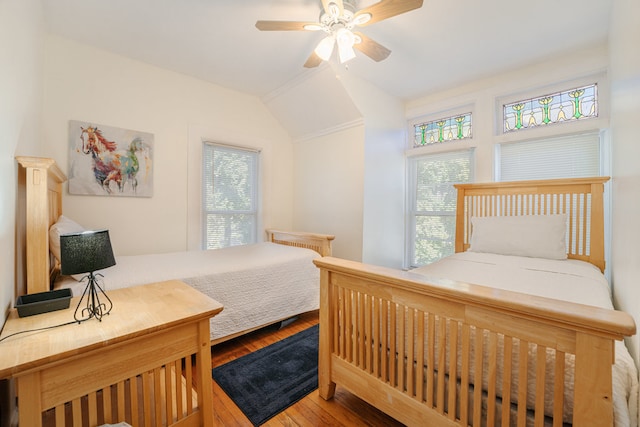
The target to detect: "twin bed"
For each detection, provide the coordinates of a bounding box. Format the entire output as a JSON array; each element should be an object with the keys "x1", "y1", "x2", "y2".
[
  {"x1": 315, "y1": 177, "x2": 638, "y2": 426},
  {"x1": 17, "y1": 156, "x2": 334, "y2": 345},
  {"x1": 16, "y1": 156, "x2": 638, "y2": 426}
]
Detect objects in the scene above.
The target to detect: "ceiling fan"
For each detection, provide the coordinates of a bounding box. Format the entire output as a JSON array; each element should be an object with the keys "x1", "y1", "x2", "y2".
[{"x1": 255, "y1": 0, "x2": 424, "y2": 68}]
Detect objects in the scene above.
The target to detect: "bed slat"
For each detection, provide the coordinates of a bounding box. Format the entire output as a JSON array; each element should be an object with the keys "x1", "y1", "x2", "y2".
[
  {"x1": 501, "y1": 336, "x2": 513, "y2": 427},
  {"x1": 447, "y1": 319, "x2": 458, "y2": 420}
]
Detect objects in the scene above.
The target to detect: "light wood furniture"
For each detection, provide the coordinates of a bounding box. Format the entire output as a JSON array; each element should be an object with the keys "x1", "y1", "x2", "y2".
[
  {"x1": 266, "y1": 229, "x2": 335, "y2": 257},
  {"x1": 0, "y1": 280, "x2": 223, "y2": 427},
  {"x1": 16, "y1": 156, "x2": 66, "y2": 295},
  {"x1": 315, "y1": 177, "x2": 636, "y2": 426}
]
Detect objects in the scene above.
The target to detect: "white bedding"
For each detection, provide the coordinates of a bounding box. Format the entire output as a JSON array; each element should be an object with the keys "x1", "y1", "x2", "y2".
[
  {"x1": 413, "y1": 252, "x2": 639, "y2": 427},
  {"x1": 55, "y1": 242, "x2": 321, "y2": 341}
]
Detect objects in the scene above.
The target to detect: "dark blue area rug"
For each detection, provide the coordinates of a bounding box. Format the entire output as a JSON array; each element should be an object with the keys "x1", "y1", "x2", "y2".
[{"x1": 212, "y1": 324, "x2": 319, "y2": 426}]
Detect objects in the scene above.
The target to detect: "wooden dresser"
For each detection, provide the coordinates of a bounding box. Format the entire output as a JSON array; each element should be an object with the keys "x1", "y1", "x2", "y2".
[{"x1": 0, "y1": 280, "x2": 223, "y2": 427}]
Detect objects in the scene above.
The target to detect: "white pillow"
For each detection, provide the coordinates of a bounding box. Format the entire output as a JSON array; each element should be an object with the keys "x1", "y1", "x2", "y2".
[
  {"x1": 49, "y1": 215, "x2": 86, "y2": 262},
  {"x1": 469, "y1": 214, "x2": 567, "y2": 260}
]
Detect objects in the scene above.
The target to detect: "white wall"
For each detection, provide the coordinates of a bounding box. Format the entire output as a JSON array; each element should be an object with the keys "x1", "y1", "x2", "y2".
[
  {"x1": 263, "y1": 66, "x2": 363, "y2": 141},
  {"x1": 0, "y1": 0, "x2": 45, "y2": 423},
  {"x1": 335, "y1": 68, "x2": 407, "y2": 268},
  {"x1": 1, "y1": 0, "x2": 45, "y2": 309},
  {"x1": 610, "y1": 0, "x2": 640, "y2": 365},
  {"x1": 292, "y1": 125, "x2": 365, "y2": 261},
  {"x1": 42, "y1": 35, "x2": 294, "y2": 256}
]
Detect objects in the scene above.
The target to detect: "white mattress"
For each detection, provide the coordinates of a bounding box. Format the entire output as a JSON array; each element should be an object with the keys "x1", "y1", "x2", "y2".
[
  {"x1": 55, "y1": 242, "x2": 321, "y2": 341},
  {"x1": 413, "y1": 252, "x2": 639, "y2": 427}
]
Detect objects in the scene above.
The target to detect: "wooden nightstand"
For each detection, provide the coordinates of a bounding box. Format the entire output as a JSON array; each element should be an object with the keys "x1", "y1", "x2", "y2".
[{"x1": 0, "y1": 280, "x2": 223, "y2": 427}]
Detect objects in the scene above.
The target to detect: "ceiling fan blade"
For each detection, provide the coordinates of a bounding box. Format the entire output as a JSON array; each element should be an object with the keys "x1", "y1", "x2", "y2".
[
  {"x1": 321, "y1": 0, "x2": 344, "y2": 17},
  {"x1": 354, "y1": 0, "x2": 423, "y2": 26},
  {"x1": 353, "y1": 32, "x2": 391, "y2": 62},
  {"x1": 255, "y1": 20, "x2": 318, "y2": 31},
  {"x1": 304, "y1": 51, "x2": 323, "y2": 68}
]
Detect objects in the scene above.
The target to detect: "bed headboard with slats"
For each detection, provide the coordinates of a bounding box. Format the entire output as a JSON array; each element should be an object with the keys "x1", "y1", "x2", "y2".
[
  {"x1": 454, "y1": 177, "x2": 610, "y2": 272},
  {"x1": 16, "y1": 156, "x2": 67, "y2": 295}
]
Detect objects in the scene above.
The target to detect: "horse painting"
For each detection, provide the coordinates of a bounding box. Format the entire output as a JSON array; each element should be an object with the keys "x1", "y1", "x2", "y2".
[{"x1": 74, "y1": 124, "x2": 152, "y2": 196}]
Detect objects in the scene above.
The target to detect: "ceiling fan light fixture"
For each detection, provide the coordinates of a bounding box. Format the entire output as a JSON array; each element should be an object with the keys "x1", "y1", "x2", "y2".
[
  {"x1": 338, "y1": 43, "x2": 356, "y2": 63},
  {"x1": 336, "y1": 28, "x2": 356, "y2": 63},
  {"x1": 327, "y1": 2, "x2": 341, "y2": 19},
  {"x1": 256, "y1": 0, "x2": 424, "y2": 68},
  {"x1": 315, "y1": 35, "x2": 335, "y2": 61},
  {"x1": 303, "y1": 23, "x2": 323, "y2": 31},
  {"x1": 336, "y1": 27, "x2": 355, "y2": 47},
  {"x1": 352, "y1": 12, "x2": 372, "y2": 26}
]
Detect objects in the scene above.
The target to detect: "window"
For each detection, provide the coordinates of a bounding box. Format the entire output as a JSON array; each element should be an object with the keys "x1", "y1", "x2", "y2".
[
  {"x1": 407, "y1": 149, "x2": 474, "y2": 267},
  {"x1": 503, "y1": 83, "x2": 598, "y2": 133},
  {"x1": 413, "y1": 112, "x2": 472, "y2": 147},
  {"x1": 496, "y1": 132, "x2": 601, "y2": 181},
  {"x1": 202, "y1": 143, "x2": 259, "y2": 249}
]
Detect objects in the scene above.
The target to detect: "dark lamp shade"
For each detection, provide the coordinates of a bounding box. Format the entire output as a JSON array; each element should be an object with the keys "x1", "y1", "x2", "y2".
[{"x1": 60, "y1": 230, "x2": 116, "y2": 276}]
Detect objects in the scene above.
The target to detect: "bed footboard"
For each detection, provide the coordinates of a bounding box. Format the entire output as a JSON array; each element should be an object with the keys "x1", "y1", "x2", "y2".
[
  {"x1": 315, "y1": 257, "x2": 635, "y2": 426},
  {"x1": 266, "y1": 229, "x2": 335, "y2": 257}
]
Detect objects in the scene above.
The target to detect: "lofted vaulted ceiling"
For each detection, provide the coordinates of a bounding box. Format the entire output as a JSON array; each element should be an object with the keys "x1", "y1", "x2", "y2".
[{"x1": 42, "y1": 0, "x2": 612, "y2": 102}]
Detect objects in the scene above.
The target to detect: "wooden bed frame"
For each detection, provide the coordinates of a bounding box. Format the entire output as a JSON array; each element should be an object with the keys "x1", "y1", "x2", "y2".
[{"x1": 315, "y1": 177, "x2": 636, "y2": 426}]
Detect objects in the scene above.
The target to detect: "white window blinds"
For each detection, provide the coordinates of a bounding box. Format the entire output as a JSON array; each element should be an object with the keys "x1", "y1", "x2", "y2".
[
  {"x1": 497, "y1": 133, "x2": 600, "y2": 181},
  {"x1": 202, "y1": 143, "x2": 259, "y2": 249}
]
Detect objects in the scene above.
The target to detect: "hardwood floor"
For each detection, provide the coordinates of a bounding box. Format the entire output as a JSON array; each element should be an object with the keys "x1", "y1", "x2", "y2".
[{"x1": 210, "y1": 311, "x2": 406, "y2": 427}]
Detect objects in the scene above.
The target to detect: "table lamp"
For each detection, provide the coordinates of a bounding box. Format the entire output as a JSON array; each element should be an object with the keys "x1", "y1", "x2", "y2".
[{"x1": 60, "y1": 229, "x2": 116, "y2": 321}]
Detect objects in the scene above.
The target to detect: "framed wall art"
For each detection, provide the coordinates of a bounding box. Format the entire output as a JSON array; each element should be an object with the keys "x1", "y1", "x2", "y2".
[{"x1": 68, "y1": 120, "x2": 154, "y2": 197}]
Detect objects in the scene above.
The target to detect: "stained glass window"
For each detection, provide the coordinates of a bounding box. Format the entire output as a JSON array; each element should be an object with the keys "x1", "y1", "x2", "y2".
[
  {"x1": 413, "y1": 112, "x2": 472, "y2": 147},
  {"x1": 503, "y1": 84, "x2": 598, "y2": 133}
]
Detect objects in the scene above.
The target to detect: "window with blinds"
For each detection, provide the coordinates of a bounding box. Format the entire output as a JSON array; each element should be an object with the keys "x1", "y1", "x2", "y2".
[
  {"x1": 202, "y1": 143, "x2": 259, "y2": 250},
  {"x1": 407, "y1": 149, "x2": 474, "y2": 267},
  {"x1": 496, "y1": 132, "x2": 601, "y2": 181}
]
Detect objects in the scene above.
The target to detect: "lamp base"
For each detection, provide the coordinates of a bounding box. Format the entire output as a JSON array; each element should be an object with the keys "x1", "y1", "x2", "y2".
[{"x1": 74, "y1": 272, "x2": 113, "y2": 322}]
